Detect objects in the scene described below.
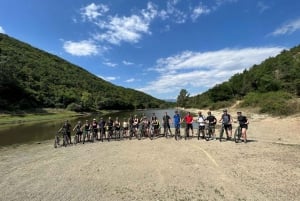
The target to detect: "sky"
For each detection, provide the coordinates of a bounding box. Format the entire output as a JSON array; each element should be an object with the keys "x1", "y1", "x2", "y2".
[{"x1": 1, "y1": 0, "x2": 300, "y2": 100}]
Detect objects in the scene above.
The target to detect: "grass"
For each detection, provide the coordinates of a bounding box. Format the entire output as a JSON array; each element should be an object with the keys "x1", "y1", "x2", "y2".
[{"x1": 0, "y1": 108, "x2": 85, "y2": 128}]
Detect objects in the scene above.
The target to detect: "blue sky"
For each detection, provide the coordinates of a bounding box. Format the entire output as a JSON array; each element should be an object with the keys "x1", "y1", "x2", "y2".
[{"x1": 1, "y1": 0, "x2": 300, "y2": 100}]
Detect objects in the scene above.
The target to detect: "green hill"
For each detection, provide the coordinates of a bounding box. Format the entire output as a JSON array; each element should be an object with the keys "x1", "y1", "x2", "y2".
[
  {"x1": 0, "y1": 33, "x2": 167, "y2": 111},
  {"x1": 184, "y1": 45, "x2": 300, "y2": 115}
]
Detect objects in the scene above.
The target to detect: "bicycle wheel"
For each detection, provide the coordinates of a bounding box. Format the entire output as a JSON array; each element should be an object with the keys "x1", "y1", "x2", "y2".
[
  {"x1": 63, "y1": 135, "x2": 67, "y2": 147},
  {"x1": 205, "y1": 129, "x2": 210, "y2": 141},
  {"x1": 54, "y1": 136, "x2": 59, "y2": 148},
  {"x1": 234, "y1": 127, "x2": 239, "y2": 143},
  {"x1": 73, "y1": 135, "x2": 78, "y2": 145},
  {"x1": 219, "y1": 126, "x2": 224, "y2": 142}
]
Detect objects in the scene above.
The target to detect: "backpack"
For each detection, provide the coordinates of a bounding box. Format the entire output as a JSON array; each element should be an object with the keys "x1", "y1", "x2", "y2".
[{"x1": 222, "y1": 114, "x2": 230, "y2": 125}]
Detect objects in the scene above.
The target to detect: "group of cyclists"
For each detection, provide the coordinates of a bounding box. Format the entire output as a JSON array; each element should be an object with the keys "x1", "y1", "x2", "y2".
[{"x1": 56, "y1": 109, "x2": 249, "y2": 147}]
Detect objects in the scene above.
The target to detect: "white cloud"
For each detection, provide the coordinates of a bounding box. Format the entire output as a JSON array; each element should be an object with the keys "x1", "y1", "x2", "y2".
[
  {"x1": 125, "y1": 78, "x2": 136, "y2": 83},
  {"x1": 94, "y1": 14, "x2": 151, "y2": 45},
  {"x1": 139, "y1": 46, "x2": 285, "y2": 97},
  {"x1": 0, "y1": 26, "x2": 5, "y2": 34},
  {"x1": 81, "y1": 3, "x2": 109, "y2": 21},
  {"x1": 257, "y1": 1, "x2": 270, "y2": 13},
  {"x1": 271, "y1": 18, "x2": 300, "y2": 36},
  {"x1": 191, "y1": 5, "x2": 211, "y2": 21},
  {"x1": 103, "y1": 62, "x2": 117, "y2": 67},
  {"x1": 98, "y1": 75, "x2": 118, "y2": 81},
  {"x1": 65, "y1": 1, "x2": 239, "y2": 56},
  {"x1": 122, "y1": 60, "x2": 134, "y2": 65},
  {"x1": 63, "y1": 40, "x2": 98, "y2": 56}
]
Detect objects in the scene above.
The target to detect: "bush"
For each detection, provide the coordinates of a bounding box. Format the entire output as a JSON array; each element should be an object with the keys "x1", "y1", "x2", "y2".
[
  {"x1": 241, "y1": 91, "x2": 296, "y2": 115},
  {"x1": 66, "y1": 103, "x2": 82, "y2": 112}
]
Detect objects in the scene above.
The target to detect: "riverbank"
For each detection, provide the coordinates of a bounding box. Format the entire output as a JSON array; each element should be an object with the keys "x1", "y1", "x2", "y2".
[
  {"x1": 0, "y1": 108, "x2": 300, "y2": 200},
  {"x1": 0, "y1": 108, "x2": 117, "y2": 129}
]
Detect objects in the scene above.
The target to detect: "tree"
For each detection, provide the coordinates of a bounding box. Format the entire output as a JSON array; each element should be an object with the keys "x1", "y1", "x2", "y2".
[{"x1": 177, "y1": 89, "x2": 189, "y2": 107}]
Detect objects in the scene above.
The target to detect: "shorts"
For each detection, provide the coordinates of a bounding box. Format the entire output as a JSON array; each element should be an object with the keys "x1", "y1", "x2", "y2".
[
  {"x1": 186, "y1": 123, "x2": 193, "y2": 130},
  {"x1": 224, "y1": 124, "x2": 232, "y2": 130},
  {"x1": 198, "y1": 125, "x2": 205, "y2": 130},
  {"x1": 240, "y1": 124, "x2": 248, "y2": 129},
  {"x1": 76, "y1": 131, "x2": 83, "y2": 135},
  {"x1": 163, "y1": 123, "x2": 171, "y2": 129}
]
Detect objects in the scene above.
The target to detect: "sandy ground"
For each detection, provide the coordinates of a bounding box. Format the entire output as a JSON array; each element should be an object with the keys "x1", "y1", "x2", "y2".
[{"x1": 0, "y1": 110, "x2": 299, "y2": 201}]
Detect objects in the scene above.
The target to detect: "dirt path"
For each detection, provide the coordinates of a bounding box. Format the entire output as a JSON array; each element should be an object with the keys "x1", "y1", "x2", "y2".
[{"x1": 0, "y1": 115, "x2": 299, "y2": 201}]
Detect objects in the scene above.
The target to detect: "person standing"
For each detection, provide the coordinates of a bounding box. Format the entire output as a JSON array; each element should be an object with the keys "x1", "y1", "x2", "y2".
[
  {"x1": 197, "y1": 111, "x2": 206, "y2": 139},
  {"x1": 173, "y1": 110, "x2": 181, "y2": 138},
  {"x1": 219, "y1": 109, "x2": 233, "y2": 140},
  {"x1": 58, "y1": 120, "x2": 72, "y2": 144},
  {"x1": 237, "y1": 111, "x2": 249, "y2": 143},
  {"x1": 206, "y1": 111, "x2": 217, "y2": 140},
  {"x1": 162, "y1": 112, "x2": 172, "y2": 137},
  {"x1": 184, "y1": 112, "x2": 194, "y2": 139},
  {"x1": 73, "y1": 121, "x2": 82, "y2": 143}
]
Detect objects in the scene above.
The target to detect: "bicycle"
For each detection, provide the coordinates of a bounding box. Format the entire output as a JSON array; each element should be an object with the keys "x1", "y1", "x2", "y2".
[
  {"x1": 184, "y1": 124, "x2": 193, "y2": 140},
  {"x1": 59, "y1": 130, "x2": 70, "y2": 147},
  {"x1": 219, "y1": 124, "x2": 231, "y2": 142},
  {"x1": 233, "y1": 125, "x2": 242, "y2": 143},
  {"x1": 107, "y1": 126, "x2": 114, "y2": 141},
  {"x1": 205, "y1": 124, "x2": 215, "y2": 141},
  {"x1": 163, "y1": 124, "x2": 171, "y2": 138},
  {"x1": 174, "y1": 125, "x2": 181, "y2": 141},
  {"x1": 54, "y1": 132, "x2": 60, "y2": 148},
  {"x1": 73, "y1": 134, "x2": 78, "y2": 145},
  {"x1": 99, "y1": 127, "x2": 106, "y2": 142},
  {"x1": 197, "y1": 125, "x2": 205, "y2": 140}
]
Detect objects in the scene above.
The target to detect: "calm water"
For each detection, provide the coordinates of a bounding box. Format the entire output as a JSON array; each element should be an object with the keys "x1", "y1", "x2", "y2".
[{"x1": 0, "y1": 109, "x2": 193, "y2": 147}]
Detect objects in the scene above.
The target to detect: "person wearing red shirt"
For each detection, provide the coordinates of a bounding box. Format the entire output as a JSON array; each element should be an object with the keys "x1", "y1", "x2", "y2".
[{"x1": 184, "y1": 112, "x2": 194, "y2": 139}]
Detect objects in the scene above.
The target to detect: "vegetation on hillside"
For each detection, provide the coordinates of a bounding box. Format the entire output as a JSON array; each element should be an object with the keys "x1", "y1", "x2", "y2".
[
  {"x1": 0, "y1": 33, "x2": 169, "y2": 111},
  {"x1": 177, "y1": 45, "x2": 300, "y2": 115}
]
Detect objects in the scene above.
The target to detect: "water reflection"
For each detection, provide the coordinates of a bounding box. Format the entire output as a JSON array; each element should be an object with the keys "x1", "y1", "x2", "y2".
[{"x1": 0, "y1": 109, "x2": 194, "y2": 147}]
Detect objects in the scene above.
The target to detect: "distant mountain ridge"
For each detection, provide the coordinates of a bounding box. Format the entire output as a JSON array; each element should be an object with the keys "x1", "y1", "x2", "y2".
[{"x1": 0, "y1": 33, "x2": 168, "y2": 111}]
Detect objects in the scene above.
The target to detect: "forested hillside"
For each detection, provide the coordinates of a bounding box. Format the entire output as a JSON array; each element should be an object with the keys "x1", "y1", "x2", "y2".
[
  {"x1": 0, "y1": 33, "x2": 167, "y2": 111},
  {"x1": 184, "y1": 45, "x2": 300, "y2": 115}
]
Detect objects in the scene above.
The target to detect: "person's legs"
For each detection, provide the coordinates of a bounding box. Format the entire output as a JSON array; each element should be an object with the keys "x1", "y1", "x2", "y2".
[{"x1": 242, "y1": 128, "x2": 247, "y2": 142}]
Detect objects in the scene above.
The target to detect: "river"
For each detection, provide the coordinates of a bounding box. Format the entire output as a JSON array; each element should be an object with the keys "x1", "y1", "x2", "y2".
[{"x1": 0, "y1": 109, "x2": 193, "y2": 147}]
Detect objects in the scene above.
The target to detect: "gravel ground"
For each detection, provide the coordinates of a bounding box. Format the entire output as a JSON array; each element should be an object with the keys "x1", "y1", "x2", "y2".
[{"x1": 0, "y1": 112, "x2": 299, "y2": 201}]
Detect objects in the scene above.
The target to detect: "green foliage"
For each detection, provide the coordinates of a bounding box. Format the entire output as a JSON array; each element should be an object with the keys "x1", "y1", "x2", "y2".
[
  {"x1": 185, "y1": 44, "x2": 300, "y2": 115},
  {"x1": 176, "y1": 89, "x2": 189, "y2": 107},
  {"x1": 240, "y1": 91, "x2": 297, "y2": 115},
  {"x1": 0, "y1": 33, "x2": 167, "y2": 111}
]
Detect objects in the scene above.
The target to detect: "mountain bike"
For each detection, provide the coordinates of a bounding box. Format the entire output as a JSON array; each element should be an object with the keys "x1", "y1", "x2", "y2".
[
  {"x1": 219, "y1": 124, "x2": 231, "y2": 142},
  {"x1": 197, "y1": 125, "x2": 205, "y2": 140},
  {"x1": 54, "y1": 132, "x2": 60, "y2": 148},
  {"x1": 219, "y1": 124, "x2": 225, "y2": 142},
  {"x1": 99, "y1": 127, "x2": 106, "y2": 142},
  {"x1": 62, "y1": 131, "x2": 70, "y2": 147},
  {"x1": 174, "y1": 125, "x2": 181, "y2": 141},
  {"x1": 73, "y1": 134, "x2": 78, "y2": 145},
  {"x1": 107, "y1": 126, "x2": 114, "y2": 141},
  {"x1": 205, "y1": 124, "x2": 215, "y2": 141},
  {"x1": 90, "y1": 129, "x2": 97, "y2": 143},
  {"x1": 234, "y1": 125, "x2": 242, "y2": 143},
  {"x1": 163, "y1": 124, "x2": 171, "y2": 138}
]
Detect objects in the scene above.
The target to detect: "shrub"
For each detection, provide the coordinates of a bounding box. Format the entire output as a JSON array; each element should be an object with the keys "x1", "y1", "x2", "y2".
[
  {"x1": 66, "y1": 103, "x2": 82, "y2": 112},
  {"x1": 241, "y1": 91, "x2": 296, "y2": 115}
]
